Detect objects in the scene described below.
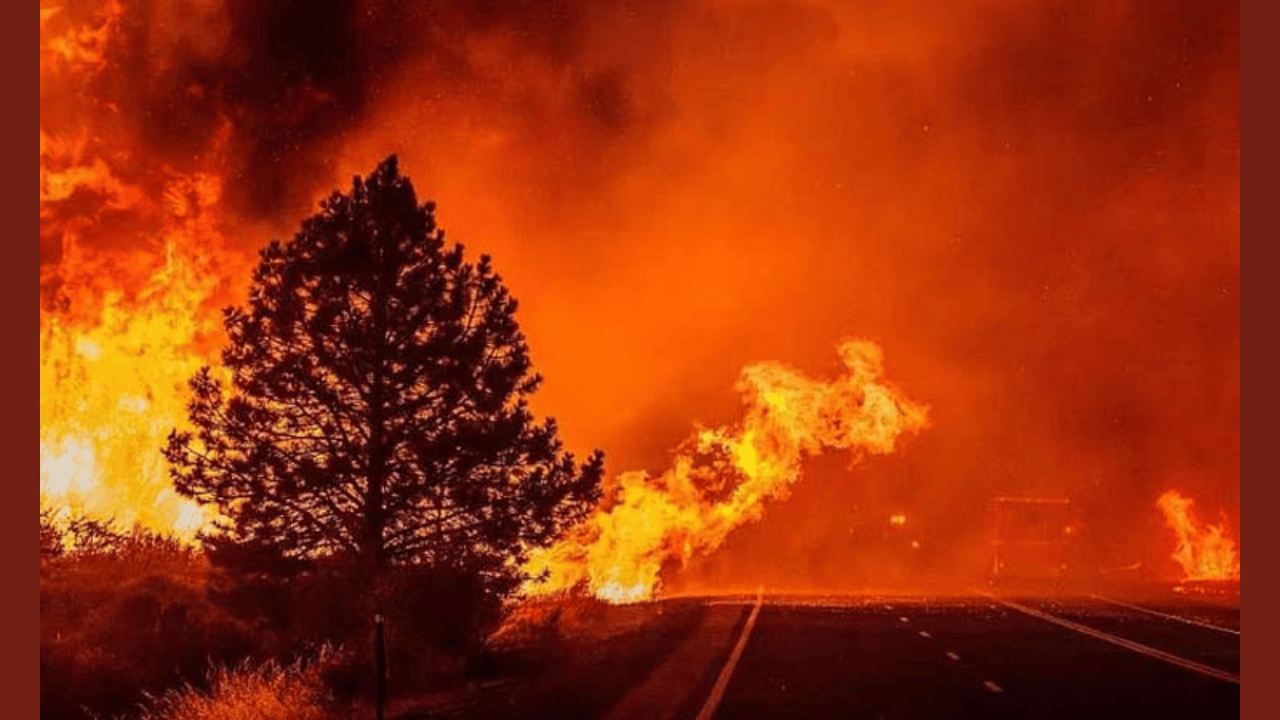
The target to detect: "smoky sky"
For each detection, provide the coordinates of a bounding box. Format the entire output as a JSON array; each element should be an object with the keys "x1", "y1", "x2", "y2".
[
  {"x1": 42, "y1": 0, "x2": 1239, "y2": 585},
  {"x1": 44, "y1": 0, "x2": 647, "y2": 220}
]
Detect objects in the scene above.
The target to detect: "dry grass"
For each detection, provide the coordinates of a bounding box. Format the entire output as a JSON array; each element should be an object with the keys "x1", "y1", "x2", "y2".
[{"x1": 128, "y1": 648, "x2": 340, "y2": 720}]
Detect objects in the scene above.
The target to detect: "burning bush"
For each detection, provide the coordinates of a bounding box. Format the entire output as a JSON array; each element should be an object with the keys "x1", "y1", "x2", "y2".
[
  {"x1": 1157, "y1": 490, "x2": 1240, "y2": 581},
  {"x1": 40, "y1": 507, "x2": 201, "y2": 575}
]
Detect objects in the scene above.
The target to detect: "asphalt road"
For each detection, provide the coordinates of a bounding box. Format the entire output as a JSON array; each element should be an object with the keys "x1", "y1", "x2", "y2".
[
  {"x1": 415, "y1": 589, "x2": 1239, "y2": 720},
  {"x1": 694, "y1": 592, "x2": 1240, "y2": 720}
]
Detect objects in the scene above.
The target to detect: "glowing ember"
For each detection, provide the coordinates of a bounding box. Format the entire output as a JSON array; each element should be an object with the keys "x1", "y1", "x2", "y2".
[
  {"x1": 523, "y1": 340, "x2": 929, "y2": 603},
  {"x1": 1156, "y1": 490, "x2": 1239, "y2": 581}
]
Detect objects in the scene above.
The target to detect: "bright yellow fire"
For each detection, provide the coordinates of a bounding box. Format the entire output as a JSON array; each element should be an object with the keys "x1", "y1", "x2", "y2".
[
  {"x1": 523, "y1": 340, "x2": 929, "y2": 603},
  {"x1": 40, "y1": 2, "x2": 245, "y2": 537},
  {"x1": 1156, "y1": 490, "x2": 1239, "y2": 581},
  {"x1": 38, "y1": 183, "x2": 235, "y2": 536}
]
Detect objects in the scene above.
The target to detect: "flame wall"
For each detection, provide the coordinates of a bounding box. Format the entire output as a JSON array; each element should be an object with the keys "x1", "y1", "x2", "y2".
[{"x1": 41, "y1": 0, "x2": 1237, "y2": 586}]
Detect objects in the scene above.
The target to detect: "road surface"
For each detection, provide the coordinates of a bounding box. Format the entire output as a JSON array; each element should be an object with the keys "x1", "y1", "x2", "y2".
[
  {"x1": 409, "y1": 590, "x2": 1240, "y2": 720},
  {"x1": 679, "y1": 592, "x2": 1239, "y2": 720}
]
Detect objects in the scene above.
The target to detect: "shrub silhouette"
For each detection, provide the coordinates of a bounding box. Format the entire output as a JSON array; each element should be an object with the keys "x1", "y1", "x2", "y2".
[{"x1": 40, "y1": 547, "x2": 264, "y2": 720}]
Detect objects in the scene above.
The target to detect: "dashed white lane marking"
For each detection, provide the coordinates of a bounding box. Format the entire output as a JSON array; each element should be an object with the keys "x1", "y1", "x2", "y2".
[
  {"x1": 899, "y1": 616, "x2": 910, "y2": 623},
  {"x1": 918, "y1": 631, "x2": 932, "y2": 638},
  {"x1": 946, "y1": 652, "x2": 961, "y2": 661},
  {"x1": 695, "y1": 587, "x2": 764, "y2": 720},
  {"x1": 983, "y1": 681, "x2": 1004, "y2": 693},
  {"x1": 885, "y1": 604, "x2": 894, "y2": 610},
  {"x1": 982, "y1": 593, "x2": 1240, "y2": 685},
  {"x1": 1089, "y1": 594, "x2": 1240, "y2": 636}
]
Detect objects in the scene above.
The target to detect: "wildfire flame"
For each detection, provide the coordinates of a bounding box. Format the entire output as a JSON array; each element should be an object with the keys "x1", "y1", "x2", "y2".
[
  {"x1": 40, "y1": 3, "x2": 930, "y2": 584},
  {"x1": 523, "y1": 341, "x2": 929, "y2": 603},
  {"x1": 40, "y1": 1, "x2": 244, "y2": 537},
  {"x1": 1156, "y1": 490, "x2": 1239, "y2": 581},
  {"x1": 39, "y1": 4, "x2": 928, "y2": 568}
]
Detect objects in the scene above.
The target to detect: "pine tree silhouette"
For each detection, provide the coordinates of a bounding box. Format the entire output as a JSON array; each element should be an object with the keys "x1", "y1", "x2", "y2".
[{"x1": 164, "y1": 155, "x2": 603, "y2": 592}]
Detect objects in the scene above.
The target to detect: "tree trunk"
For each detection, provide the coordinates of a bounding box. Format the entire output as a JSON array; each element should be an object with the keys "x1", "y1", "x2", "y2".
[{"x1": 364, "y1": 472, "x2": 385, "y2": 575}]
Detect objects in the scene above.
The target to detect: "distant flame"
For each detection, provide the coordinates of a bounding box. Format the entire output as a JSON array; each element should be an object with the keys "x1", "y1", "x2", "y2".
[
  {"x1": 1156, "y1": 490, "x2": 1239, "y2": 581},
  {"x1": 523, "y1": 340, "x2": 929, "y2": 603}
]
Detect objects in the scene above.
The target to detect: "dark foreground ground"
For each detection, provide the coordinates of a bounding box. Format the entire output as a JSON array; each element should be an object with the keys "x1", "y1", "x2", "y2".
[{"x1": 396, "y1": 588, "x2": 1240, "y2": 720}]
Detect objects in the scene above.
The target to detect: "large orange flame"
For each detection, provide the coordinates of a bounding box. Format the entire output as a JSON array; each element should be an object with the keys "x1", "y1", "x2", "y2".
[
  {"x1": 40, "y1": 2, "x2": 245, "y2": 536},
  {"x1": 523, "y1": 341, "x2": 929, "y2": 603},
  {"x1": 1156, "y1": 490, "x2": 1239, "y2": 581}
]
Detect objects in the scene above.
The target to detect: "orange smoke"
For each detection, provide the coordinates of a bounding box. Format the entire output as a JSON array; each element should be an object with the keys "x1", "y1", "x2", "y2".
[
  {"x1": 1156, "y1": 490, "x2": 1239, "y2": 581},
  {"x1": 523, "y1": 341, "x2": 928, "y2": 603}
]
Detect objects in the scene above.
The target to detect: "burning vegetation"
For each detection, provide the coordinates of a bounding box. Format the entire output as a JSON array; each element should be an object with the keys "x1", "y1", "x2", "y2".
[
  {"x1": 1157, "y1": 490, "x2": 1239, "y2": 582},
  {"x1": 524, "y1": 341, "x2": 929, "y2": 602},
  {"x1": 40, "y1": 0, "x2": 247, "y2": 536}
]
